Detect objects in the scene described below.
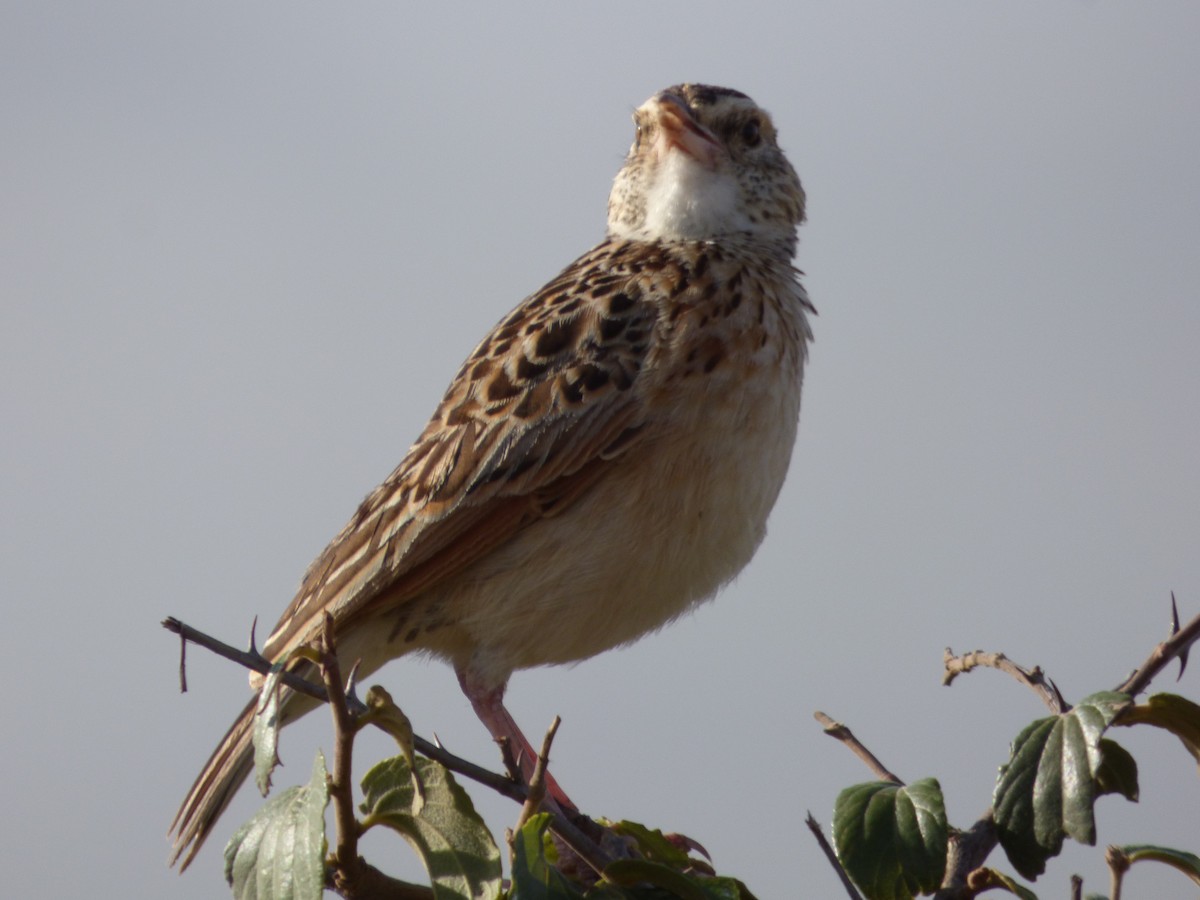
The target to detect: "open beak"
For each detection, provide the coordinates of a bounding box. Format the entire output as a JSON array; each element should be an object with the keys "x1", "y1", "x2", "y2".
[{"x1": 650, "y1": 92, "x2": 722, "y2": 168}]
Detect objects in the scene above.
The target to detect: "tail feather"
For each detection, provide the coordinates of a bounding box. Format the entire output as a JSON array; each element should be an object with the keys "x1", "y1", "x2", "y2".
[{"x1": 168, "y1": 696, "x2": 259, "y2": 870}]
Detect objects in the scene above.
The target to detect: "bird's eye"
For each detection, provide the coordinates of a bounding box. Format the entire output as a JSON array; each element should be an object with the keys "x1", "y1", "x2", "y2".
[
  {"x1": 740, "y1": 118, "x2": 762, "y2": 147},
  {"x1": 630, "y1": 118, "x2": 646, "y2": 152}
]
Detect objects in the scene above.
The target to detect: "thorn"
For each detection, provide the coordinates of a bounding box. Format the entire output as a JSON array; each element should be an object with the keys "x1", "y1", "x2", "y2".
[
  {"x1": 344, "y1": 659, "x2": 362, "y2": 696},
  {"x1": 249, "y1": 615, "x2": 259, "y2": 655},
  {"x1": 1173, "y1": 592, "x2": 1189, "y2": 681},
  {"x1": 432, "y1": 732, "x2": 445, "y2": 750},
  {"x1": 1048, "y1": 676, "x2": 1067, "y2": 711}
]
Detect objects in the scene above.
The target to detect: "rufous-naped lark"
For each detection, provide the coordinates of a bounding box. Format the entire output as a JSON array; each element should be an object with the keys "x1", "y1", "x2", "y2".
[{"x1": 170, "y1": 83, "x2": 813, "y2": 868}]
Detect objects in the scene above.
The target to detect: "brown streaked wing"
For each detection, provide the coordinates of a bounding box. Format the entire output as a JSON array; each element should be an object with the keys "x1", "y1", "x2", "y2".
[{"x1": 261, "y1": 242, "x2": 661, "y2": 661}]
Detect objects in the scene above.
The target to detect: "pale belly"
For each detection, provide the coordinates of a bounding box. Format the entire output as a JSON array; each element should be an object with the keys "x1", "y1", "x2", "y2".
[{"x1": 405, "y1": 354, "x2": 805, "y2": 688}]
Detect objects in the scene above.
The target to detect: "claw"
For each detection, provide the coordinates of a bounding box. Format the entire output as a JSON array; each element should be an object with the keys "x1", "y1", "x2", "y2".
[{"x1": 665, "y1": 831, "x2": 712, "y2": 863}]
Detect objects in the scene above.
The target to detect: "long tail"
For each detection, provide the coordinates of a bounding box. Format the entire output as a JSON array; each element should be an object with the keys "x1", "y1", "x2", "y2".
[
  {"x1": 169, "y1": 683, "x2": 321, "y2": 870},
  {"x1": 168, "y1": 695, "x2": 260, "y2": 870}
]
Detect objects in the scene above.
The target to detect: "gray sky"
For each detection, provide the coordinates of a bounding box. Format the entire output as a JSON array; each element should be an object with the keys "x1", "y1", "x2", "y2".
[{"x1": 4, "y1": 3, "x2": 1199, "y2": 898}]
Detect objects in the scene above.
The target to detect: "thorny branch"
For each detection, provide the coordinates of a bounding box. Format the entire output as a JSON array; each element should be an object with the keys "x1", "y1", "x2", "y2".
[
  {"x1": 163, "y1": 616, "x2": 523, "y2": 802},
  {"x1": 317, "y1": 615, "x2": 367, "y2": 894},
  {"x1": 804, "y1": 812, "x2": 862, "y2": 900},
  {"x1": 514, "y1": 715, "x2": 559, "y2": 837},
  {"x1": 1115, "y1": 596, "x2": 1200, "y2": 697},
  {"x1": 810, "y1": 597, "x2": 1198, "y2": 899},
  {"x1": 163, "y1": 616, "x2": 613, "y2": 880},
  {"x1": 942, "y1": 648, "x2": 1069, "y2": 714}
]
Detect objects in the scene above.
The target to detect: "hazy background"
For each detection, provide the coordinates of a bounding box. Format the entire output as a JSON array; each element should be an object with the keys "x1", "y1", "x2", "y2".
[{"x1": 4, "y1": 3, "x2": 1199, "y2": 897}]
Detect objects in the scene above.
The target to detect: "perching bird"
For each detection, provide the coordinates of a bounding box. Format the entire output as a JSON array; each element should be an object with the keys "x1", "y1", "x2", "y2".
[{"x1": 170, "y1": 83, "x2": 813, "y2": 869}]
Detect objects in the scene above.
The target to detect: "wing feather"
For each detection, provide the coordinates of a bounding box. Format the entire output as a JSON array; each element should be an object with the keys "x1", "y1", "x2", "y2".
[{"x1": 262, "y1": 239, "x2": 665, "y2": 660}]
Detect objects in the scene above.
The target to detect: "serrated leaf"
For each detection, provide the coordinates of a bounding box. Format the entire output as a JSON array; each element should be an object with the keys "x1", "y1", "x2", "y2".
[
  {"x1": 360, "y1": 754, "x2": 501, "y2": 900},
  {"x1": 832, "y1": 778, "x2": 948, "y2": 900},
  {"x1": 253, "y1": 666, "x2": 286, "y2": 796},
  {"x1": 1115, "y1": 693, "x2": 1200, "y2": 771},
  {"x1": 509, "y1": 813, "x2": 587, "y2": 900},
  {"x1": 1119, "y1": 844, "x2": 1200, "y2": 886},
  {"x1": 1093, "y1": 739, "x2": 1139, "y2": 802},
  {"x1": 993, "y1": 692, "x2": 1130, "y2": 880},
  {"x1": 224, "y1": 750, "x2": 329, "y2": 900}
]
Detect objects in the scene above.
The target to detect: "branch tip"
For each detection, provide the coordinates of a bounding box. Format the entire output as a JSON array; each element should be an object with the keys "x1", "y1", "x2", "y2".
[
  {"x1": 805, "y1": 811, "x2": 862, "y2": 900},
  {"x1": 814, "y1": 710, "x2": 902, "y2": 785}
]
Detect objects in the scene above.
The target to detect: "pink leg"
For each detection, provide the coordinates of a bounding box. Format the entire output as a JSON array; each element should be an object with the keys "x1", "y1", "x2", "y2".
[{"x1": 456, "y1": 668, "x2": 578, "y2": 813}]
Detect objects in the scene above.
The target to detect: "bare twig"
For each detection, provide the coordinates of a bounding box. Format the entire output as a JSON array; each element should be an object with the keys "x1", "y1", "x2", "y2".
[
  {"x1": 164, "y1": 616, "x2": 611, "y2": 880},
  {"x1": 504, "y1": 716, "x2": 615, "y2": 880},
  {"x1": 163, "y1": 616, "x2": 524, "y2": 801},
  {"x1": 514, "y1": 716, "x2": 559, "y2": 836},
  {"x1": 1114, "y1": 601, "x2": 1200, "y2": 697},
  {"x1": 164, "y1": 616, "x2": 327, "y2": 701},
  {"x1": 319, "y1": 614, "x2": 362, "y2": 882},
  {"x1": 942, "y1": 648, "x2": 1069, "y2": 714},
  {"x1": 814, "y1": 711, "x2": 903, "y2": 784},
  {"x1": 1106, "y1": 845, "x2": 1130, "y2": 900},
  {"x1": 1070, "y1": 873, "x2": 1083, "y2": 900},
  {"x1": 496, "y1": 735, "x2": 522, "y2": 787},
  {"x1": 804, "y1": 811, "x2": 862, "y2": 899},
  {"x1": 315, "y1": 617, "x2": 437, "y2": 900},
  {"x1": 176, "y1": 626, "x2": 188, "y2": 692}
]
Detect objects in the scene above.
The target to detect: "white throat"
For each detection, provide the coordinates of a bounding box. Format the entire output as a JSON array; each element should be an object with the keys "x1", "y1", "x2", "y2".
[{"x1": 622, "y1": 153, "x2": 750, "y2": 242}]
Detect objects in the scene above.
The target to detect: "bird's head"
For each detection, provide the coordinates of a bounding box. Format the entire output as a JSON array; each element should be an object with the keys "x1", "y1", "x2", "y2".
[{"x1": 607, "y1": 84, "x2": 805, "y2": 250}]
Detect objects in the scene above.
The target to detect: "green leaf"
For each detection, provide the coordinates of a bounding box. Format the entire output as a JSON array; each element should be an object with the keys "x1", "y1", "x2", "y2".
[
  {"x1": 253, "y1": 666, "x2": 286, "y2": 796},
  {"x1": 689, "y1": 879, "x2": 759, "y2": 900},
  {"x1": 364, "y1": 685, "x2": 424, "y2": 813},
  {"x1": 993, "y1": 691, "x2": 1130, "y2": 880},
  {"x1": 1115, "y1": 693, "x2": 1200, "y2": 771},
  {"x1": 602, "y1": 860, "x2": 756, "y2": 900},
  {"x1": 360, "y1": 754, "x2": 502, "y2": 900},
  {"x1": 604, "y1": 864, "x2": 753, "y2": 900},
  {"x1": 1118, "y1": 844, "x2": 1200, "y2": 886},
  {"x1": 606, "y1": 821, "x2": 692, "y2": 868},
  {"x1": 603, "y1": 860, "x2": 708, "y2": 899},
  {"x1": 509, "y1": 813, "x2": 587, "y2": 900},
  {"x1": 832, "y1": 778, "x2": 948, "y2": 900},
  {"x1": 1093, "y1": 739, "x2": 1139, "y2": 802},
  {"x1": 224, "y1": 750, "x2": 329, "y2": 900}
]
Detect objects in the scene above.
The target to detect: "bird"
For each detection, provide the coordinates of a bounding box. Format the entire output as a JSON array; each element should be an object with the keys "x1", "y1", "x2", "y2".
[{"x1": 169, "y1": 82, "x2": 813, "y2": 870}]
